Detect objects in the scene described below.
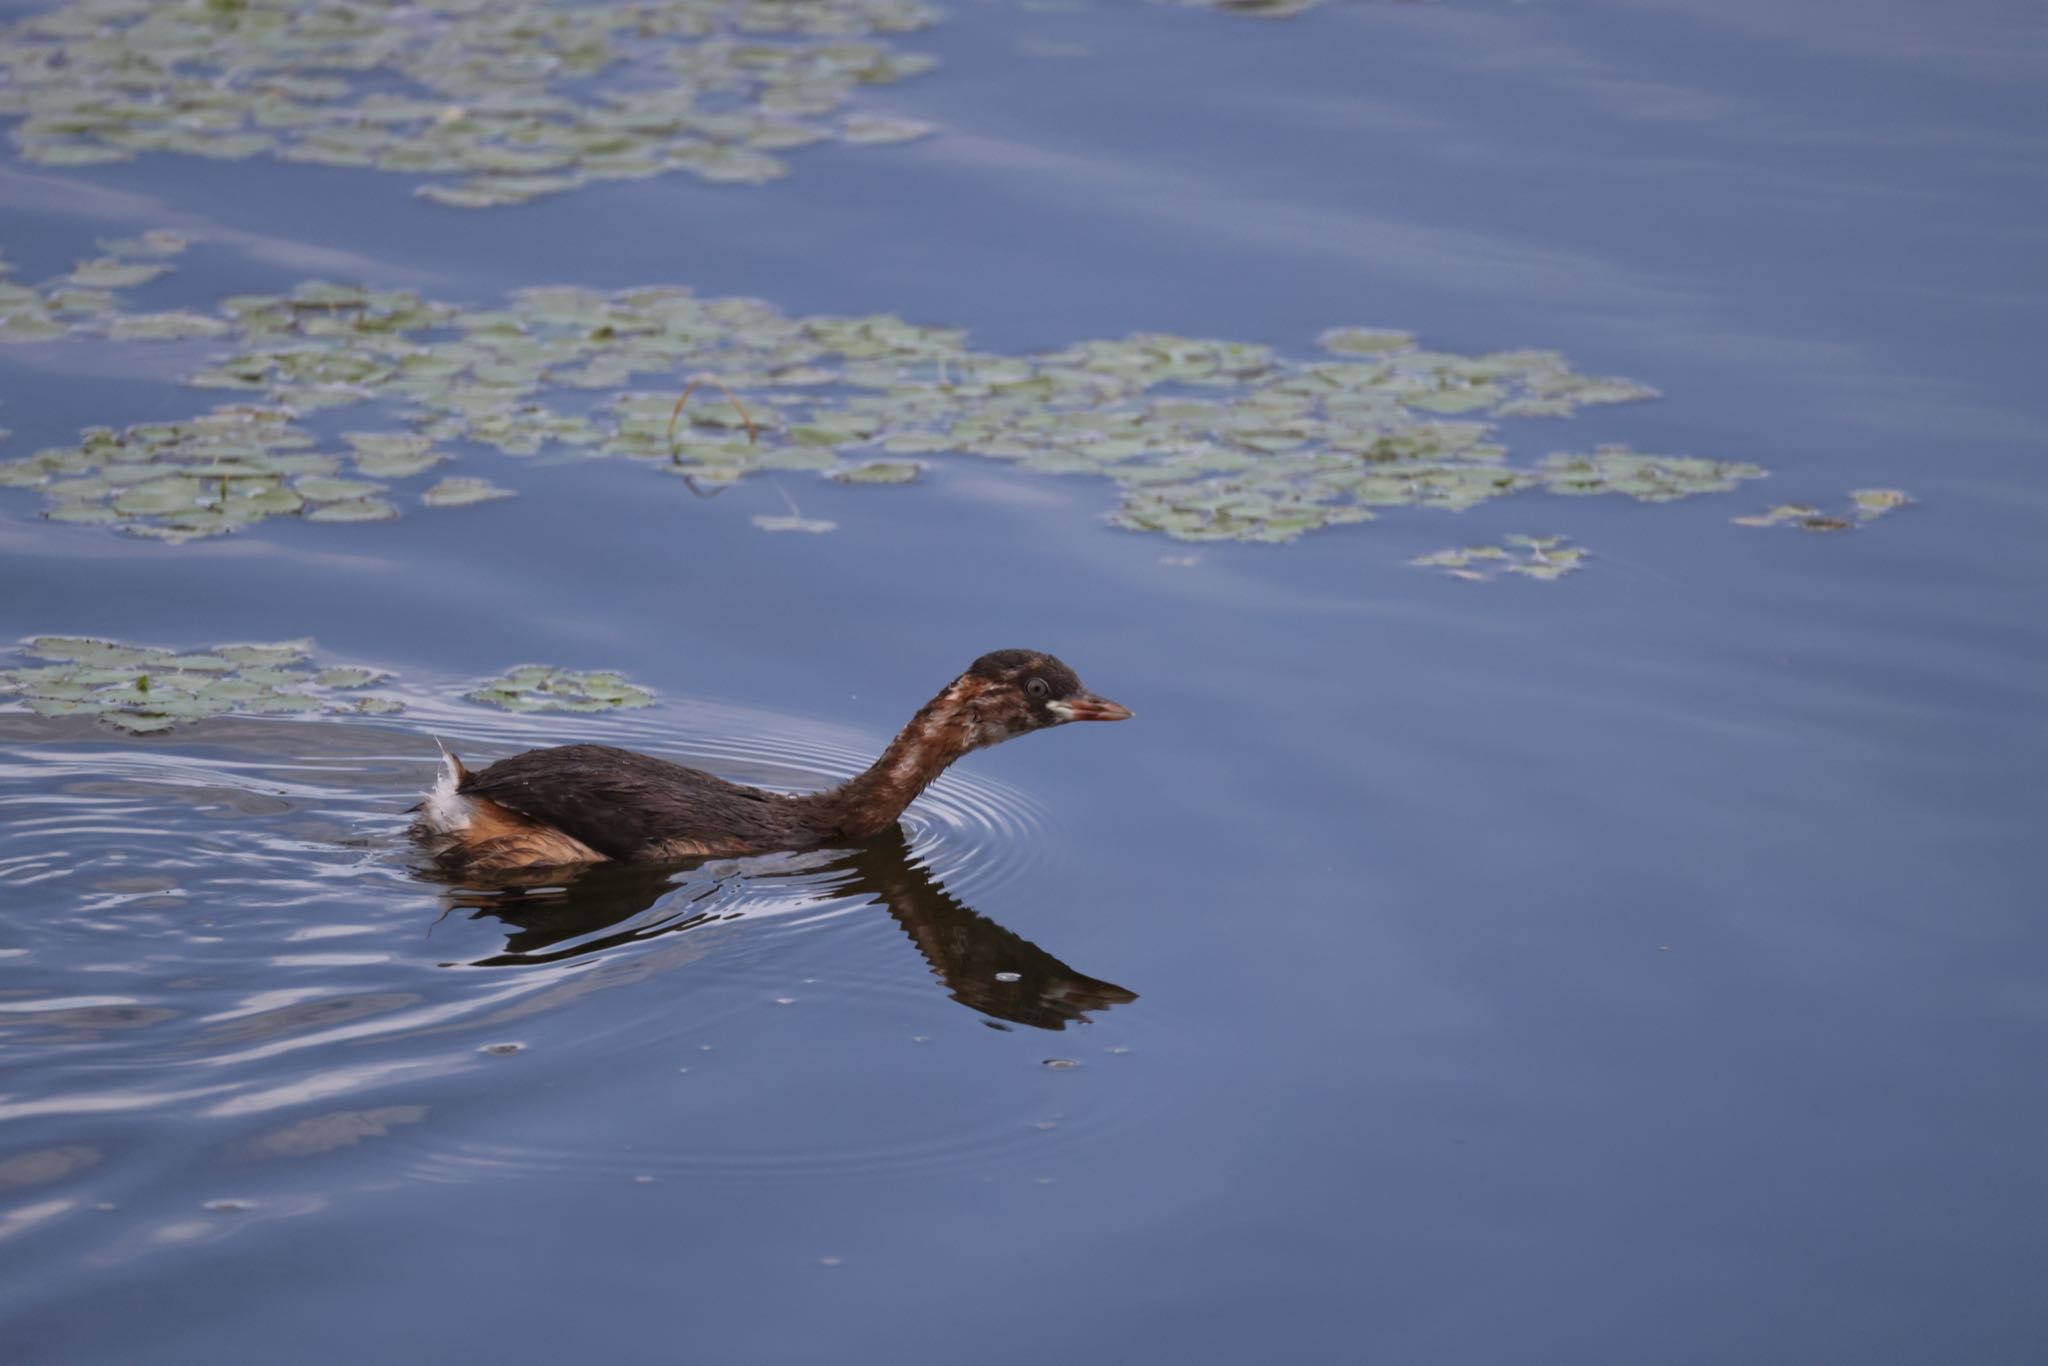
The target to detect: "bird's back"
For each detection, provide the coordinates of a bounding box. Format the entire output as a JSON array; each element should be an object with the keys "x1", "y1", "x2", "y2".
[{"x1": 460, "y1": 743, "x2": 808, "y2": 860}]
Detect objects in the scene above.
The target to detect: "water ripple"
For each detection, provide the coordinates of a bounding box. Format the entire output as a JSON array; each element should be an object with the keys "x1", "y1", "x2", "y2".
[{"x1": 0, "y1": 691, "x2": 1136, "y2": 1246}]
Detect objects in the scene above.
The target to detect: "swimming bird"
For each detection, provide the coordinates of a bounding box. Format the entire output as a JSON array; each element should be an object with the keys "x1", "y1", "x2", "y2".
[{"x1": 413, "y1": 649, "x2": 1130, "y2": 874}]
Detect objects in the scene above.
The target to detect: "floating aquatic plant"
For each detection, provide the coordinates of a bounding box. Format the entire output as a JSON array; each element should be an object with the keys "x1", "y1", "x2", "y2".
[
  {"x1": 1410, "y1": 534, "x2": 1588, "y2": 582},
  {"x1": 0, "y1": 637, "x2": 400, "y2": 733},
  {"x1": 0, "y1": 239, "x2": 1766, "y2": 545},
  {"x1": 753, "y1": 485, "x2": 838, "y2": 532},
  {"x1": 420, "y1": 476, "x2": 515, "y2": 508},
  {"x1": 0, "y1": 0, "x2": 938, "y2": 206},
  {"x1": 0, "y1": 404, "x2": 461, "y2": 541},
  {"x1": 1193, "y1": 0, "x2": 1323, "y2": 19},
  {"x1": 753, "y1": 512, "x2": 838, "y2": 532},
  {"x1": 465, "y1": 666, "x2": 655, "y2": 713},
  {"x1": 829, "y1": 460, "x2": 920, "y2": 484},
  {"x1": 1732, "y1": 488, "x2": 1911, "y2": 533}
]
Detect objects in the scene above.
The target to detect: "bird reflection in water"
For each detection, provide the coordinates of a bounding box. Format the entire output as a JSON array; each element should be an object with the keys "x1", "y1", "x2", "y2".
[{"x1": 425, "y1": 824, "x2": 1135, "y2": 1032}]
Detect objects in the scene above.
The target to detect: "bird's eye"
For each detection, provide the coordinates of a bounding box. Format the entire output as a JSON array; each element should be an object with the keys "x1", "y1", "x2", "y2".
[{"x1": 1026, "y1": 677, "x2": 1050, "y2": 701}]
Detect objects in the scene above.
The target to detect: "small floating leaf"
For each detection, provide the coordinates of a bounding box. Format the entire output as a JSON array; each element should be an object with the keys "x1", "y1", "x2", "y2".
[
  {"x1": 315, "y1": 668, "x2": 383, "y2": 689},
  {"x1": 346, "y1": 433, "x2": 447, "y2": 478},
  {"x1": 830, "y1": 461, "x2": 920, "y2": 484},
  {"x1": 104, "y1": 713, "x2": 178, "y2": 734},
  {"x1": 107, "y1": 311, "x2": 232, "y2": 341},
  {"x1": 420, "y1": 476, "x2": 514, "y2": 508},
  {"x1": 1318, "y1": 327, "x2": 1414, "y2": 355},
  {"x1": 97, "y1": 231, "x2": 188, "y2": 258},
  {"x1": 305, "y1": 497, "x2": 400, "y2": 523},
  {"x1": 66, "y1": 259, "x2": 170, "y2": 290},
  {"x1": 1732, "y1": 504, "x2": 1818, "y2": 528},
  {"x1": 1850, "y1": 488, "x2": 1911, "y2": 519},
  {"x1": 752, "y1": 513, "x2": 839, "y2": 533},
  {"x1": 840, "y1": 115, "x2": 935, "y2": 144},
  {"x1": 295, "y1": 476, "x2": 386, "y2": 504}
]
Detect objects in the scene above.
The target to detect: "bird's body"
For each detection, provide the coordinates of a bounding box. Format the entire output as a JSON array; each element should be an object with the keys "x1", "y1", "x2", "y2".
[{"x1": 413, "y1": 650, "x2": 1129, "y2": 875}]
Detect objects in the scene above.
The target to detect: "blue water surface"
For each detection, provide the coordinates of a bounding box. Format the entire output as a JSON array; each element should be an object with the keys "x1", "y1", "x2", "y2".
[{"x1": 1, "y1": 1, "x2": 2043, "y2": 1362}]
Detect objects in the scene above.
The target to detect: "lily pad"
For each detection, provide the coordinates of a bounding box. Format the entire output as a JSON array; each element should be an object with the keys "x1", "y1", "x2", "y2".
[
  {"x1": 1731, "y1": 504, "x2": 1820, "y2": 528},
  {"x1": 465, "y1": 666, "x2": 655, "y2": 713},
  {"x1": 1319, "y1": 327, "x2": 1415, "y2": 355},
  {"x1": 0, "y1": 637, "x2": 403, "y2": 733},
  {"x1": 305, "y1": 497, "x2": 400, "y2": 523},
  {"x1": 346, "y1": 433, "x2": 448, "y2": 478},
  {"x1": 66, "y1": 259, "x2": 170, "y2": 290},
  {"x1": 107, "y1": 311, "x2": 232, "y2": 341},
  {"x1": 296, "y1": 476, "x2": 386, "y2": 503},
  {"x1": 420, "y1": 476, "x2": 515, "y2": 508},
  {"x1": 1733, "y1": 488, "x2": 1912, "y2": 532},
  {"x1": 97, "y1": 230, "x2": 188, "y2": 257},
  {"x1": 0, "y1": 251, "x2": 1768, "y2": 548},
  {"x1": 1850, "y1": 488, "x2": 1912, "y2": 519},
  {"x1": 1411, "y1": 535, "x2": 1588, "y2": 583},
  {"x1": 840, "y1": 115, "x2": 935, "y2": 144},
  {"x1": 830, "y1": 460, "x2": 921, "y2": 484},
  {"x1": 0, "y1": 0, "x2": 943, "y2": 207}
]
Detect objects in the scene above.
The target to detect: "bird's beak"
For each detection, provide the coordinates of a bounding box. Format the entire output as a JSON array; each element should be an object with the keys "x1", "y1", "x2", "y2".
[{"x1": 1049, "y1": 692, "x2": 1133, "y2": 723}]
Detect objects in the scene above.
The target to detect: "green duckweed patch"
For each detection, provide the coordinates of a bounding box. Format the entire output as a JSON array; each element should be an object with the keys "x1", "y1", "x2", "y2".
[
  {"x1": 0, "y1": 0, "x2": 939, "y2": 206},
  {"x1": 0, "y1": 637, "x2": 400, "y2": 733},
  {"x1": 465, "y1": 666, "x2": 656, "y2": 713},
  {"x1": 1732, "y1": 488, "x2": 1911, "y2": 533},
  {"x1": 0, "y1": 236, "x2": 1774, "y2": 547},
  {"x1": 1410, "y1": 534, "x2": 1588, "y2": 582}
]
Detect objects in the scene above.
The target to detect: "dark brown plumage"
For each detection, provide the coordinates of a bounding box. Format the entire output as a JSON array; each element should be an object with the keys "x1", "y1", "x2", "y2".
[{"x1": 413, "y1": 649, "x2": 1130, "y2": 874}]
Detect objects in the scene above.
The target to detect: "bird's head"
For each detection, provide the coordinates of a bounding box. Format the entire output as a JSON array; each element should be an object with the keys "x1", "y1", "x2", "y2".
[{"x1": 950, "y1": 649, "x2": 1132, "y2": 748}]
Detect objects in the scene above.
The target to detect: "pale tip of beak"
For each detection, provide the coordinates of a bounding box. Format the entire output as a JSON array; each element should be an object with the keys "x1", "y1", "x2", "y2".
[{"x1": 1055, "y1": 694, "x2": 1133, "y2": 723}]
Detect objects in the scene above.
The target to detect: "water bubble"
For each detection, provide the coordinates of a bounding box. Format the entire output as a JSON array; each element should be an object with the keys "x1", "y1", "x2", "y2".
[{"x1": 994, "y1": 971, "x2": 1021, "y2": 983}]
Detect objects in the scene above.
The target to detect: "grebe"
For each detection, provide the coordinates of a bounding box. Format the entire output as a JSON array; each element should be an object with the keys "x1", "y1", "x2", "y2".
[{"x1": 413, "y1": 649, "x2": 1131, "y2": 874}]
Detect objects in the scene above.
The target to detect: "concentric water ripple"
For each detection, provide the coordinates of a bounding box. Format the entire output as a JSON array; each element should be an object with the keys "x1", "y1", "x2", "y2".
[{"x1": 0, "y1": 686, "x2": 1142, "y2": 1253}]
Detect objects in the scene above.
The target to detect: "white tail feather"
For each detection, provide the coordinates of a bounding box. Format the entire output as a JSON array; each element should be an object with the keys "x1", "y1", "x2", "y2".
[{"x1": 419, "y1": 737, "x2": 473, "y2": 835}]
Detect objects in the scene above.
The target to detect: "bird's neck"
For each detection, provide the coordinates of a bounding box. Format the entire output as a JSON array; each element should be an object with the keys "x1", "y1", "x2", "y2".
[{"x1": 801, "y1": 680, "x2": 980, "y2": 841}]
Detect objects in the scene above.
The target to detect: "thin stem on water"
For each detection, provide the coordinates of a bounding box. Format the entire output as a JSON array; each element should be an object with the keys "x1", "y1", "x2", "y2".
[{"x1": 667, "y1": 372, "x2": 759, "y2": 461}]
